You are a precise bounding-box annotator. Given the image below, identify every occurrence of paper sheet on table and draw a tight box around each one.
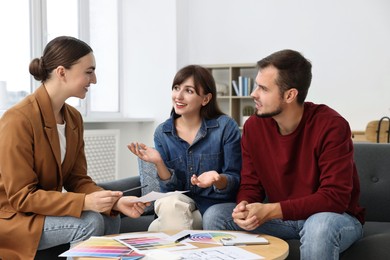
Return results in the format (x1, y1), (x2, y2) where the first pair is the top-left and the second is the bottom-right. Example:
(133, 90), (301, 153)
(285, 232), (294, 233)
(128, 190), (188, 203)
(174, 246), (263, 260)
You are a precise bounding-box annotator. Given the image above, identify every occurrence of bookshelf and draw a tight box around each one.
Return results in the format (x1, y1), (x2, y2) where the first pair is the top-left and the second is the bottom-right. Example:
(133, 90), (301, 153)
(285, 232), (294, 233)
(205, 63), (257, 128)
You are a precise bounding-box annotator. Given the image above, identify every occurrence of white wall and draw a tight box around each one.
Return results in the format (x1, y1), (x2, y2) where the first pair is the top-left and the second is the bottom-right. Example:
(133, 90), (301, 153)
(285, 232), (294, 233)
(90, 0), (178, 179)
(120, 0), (176, 124)
(109, 0), (390, 178)
(178, 0), (390, 131)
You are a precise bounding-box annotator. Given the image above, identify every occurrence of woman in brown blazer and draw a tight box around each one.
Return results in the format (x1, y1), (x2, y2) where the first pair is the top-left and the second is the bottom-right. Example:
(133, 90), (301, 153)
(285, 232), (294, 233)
(0, 36), (148, 260)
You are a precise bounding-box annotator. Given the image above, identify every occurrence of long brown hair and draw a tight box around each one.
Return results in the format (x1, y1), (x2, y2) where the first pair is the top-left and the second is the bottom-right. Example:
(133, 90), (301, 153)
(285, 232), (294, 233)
(170, 65), (225, 119)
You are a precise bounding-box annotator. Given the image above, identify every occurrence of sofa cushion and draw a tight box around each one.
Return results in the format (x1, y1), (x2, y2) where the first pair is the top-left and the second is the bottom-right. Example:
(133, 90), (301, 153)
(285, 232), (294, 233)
(362, 221), (390, 236)
(34, 244), (69, 259)
(340, 233), (390, 260)
(353, 143), (390, 222)
(98, 176), (141, 197)
(119, 213), (155, 233)
(287, 233), (390, 260)
(138, 158), (160, 213)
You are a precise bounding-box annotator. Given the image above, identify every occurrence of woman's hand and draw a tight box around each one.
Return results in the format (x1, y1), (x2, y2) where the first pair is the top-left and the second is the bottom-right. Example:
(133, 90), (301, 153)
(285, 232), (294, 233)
(191, 171), (227, 189)
(128, 142), (172, 181)
(114, 196), (151, 218)
(191, 171), (220, 188)
(83, 190), (122, 212)
(127, 142), (163, 164)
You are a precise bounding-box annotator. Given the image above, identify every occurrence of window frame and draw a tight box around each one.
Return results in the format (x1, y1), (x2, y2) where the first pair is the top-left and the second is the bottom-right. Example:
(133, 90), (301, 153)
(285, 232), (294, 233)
(29, 0), (123, 119)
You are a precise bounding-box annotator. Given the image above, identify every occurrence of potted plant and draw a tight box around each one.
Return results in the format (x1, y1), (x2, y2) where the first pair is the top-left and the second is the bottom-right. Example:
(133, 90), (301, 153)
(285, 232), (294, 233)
(242, 105), (255, 126)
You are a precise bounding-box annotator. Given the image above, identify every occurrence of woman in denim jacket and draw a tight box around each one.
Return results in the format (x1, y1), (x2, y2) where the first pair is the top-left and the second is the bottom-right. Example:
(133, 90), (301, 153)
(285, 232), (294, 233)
(128, 65), (242, 231)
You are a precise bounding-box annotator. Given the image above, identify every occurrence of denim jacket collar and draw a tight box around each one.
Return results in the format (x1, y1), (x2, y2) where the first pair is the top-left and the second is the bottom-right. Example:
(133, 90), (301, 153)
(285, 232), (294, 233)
(162, 115), (219, 141)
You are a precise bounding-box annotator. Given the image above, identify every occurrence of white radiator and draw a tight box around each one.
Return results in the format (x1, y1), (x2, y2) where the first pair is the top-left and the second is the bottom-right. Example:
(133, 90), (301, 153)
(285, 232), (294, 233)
(84, 129), (120, 183)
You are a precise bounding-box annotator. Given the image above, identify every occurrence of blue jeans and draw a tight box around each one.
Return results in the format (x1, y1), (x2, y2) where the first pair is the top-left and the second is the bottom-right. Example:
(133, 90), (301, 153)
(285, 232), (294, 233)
(203, 203), (363, 260)
(37, 211), (120, 250)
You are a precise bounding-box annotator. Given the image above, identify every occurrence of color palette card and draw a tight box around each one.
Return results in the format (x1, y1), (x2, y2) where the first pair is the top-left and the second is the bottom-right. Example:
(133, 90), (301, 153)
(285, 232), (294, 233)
(115, 232), (196, 253)
(172, 230), (262, 245)
(59, 236), (144, 259)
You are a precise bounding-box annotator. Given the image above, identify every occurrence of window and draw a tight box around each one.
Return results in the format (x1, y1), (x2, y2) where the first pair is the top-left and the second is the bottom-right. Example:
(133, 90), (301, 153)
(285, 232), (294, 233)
(47, 0), (120, 116)
(0, 0), (121, 118)
(0, 0), (31, 112)
(46, 0), (81, 108)
(88, 0), (120, 114)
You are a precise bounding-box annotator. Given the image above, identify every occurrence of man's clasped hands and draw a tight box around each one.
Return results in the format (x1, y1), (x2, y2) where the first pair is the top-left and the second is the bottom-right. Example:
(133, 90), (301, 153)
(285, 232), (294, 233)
(232, 201), (283, 231)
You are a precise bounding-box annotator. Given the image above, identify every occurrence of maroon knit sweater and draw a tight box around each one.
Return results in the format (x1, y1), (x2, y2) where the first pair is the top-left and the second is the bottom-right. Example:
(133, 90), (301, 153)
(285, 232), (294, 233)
(238, 102), (365, 224)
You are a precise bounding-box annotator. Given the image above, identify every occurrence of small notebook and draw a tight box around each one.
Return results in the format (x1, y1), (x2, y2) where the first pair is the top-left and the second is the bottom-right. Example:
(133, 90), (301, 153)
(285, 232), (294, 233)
(220, 236), (269, 246)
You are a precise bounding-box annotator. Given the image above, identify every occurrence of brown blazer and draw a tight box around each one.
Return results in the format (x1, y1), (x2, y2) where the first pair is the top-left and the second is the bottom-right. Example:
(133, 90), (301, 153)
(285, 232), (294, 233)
(0, 86), (104, 259)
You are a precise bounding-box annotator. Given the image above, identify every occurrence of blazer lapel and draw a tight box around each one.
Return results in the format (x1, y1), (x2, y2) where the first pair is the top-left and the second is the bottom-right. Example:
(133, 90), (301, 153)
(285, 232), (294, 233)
(35, 86), (62, 168)
(61, 105), (79, 174)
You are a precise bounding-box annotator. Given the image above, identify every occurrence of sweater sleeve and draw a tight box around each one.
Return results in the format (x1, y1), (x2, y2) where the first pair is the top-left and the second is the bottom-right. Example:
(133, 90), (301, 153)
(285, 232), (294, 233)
(237, 118), (266, 203)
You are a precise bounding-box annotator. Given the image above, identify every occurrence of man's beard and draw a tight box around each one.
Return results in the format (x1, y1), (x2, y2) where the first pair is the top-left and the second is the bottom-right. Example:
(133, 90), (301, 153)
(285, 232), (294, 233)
(255, 106), (282, 118)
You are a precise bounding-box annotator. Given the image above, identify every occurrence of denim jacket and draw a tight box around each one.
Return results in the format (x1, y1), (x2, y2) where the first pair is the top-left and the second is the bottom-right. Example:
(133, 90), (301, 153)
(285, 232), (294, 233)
(154, 114), (242, 214)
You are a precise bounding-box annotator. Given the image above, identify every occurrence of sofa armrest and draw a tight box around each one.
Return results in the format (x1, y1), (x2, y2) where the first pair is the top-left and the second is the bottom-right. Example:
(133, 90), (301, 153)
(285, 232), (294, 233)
(98, 176), (141, 197)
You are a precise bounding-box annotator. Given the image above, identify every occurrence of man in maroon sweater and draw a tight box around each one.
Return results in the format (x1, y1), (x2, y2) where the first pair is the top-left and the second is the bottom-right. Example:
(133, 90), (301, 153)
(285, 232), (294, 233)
(203, 49), (365, 259)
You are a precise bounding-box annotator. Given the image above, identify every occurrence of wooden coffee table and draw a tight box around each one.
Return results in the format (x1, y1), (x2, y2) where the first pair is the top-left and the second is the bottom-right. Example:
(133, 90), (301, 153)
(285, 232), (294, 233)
(74, 230), (289, 260)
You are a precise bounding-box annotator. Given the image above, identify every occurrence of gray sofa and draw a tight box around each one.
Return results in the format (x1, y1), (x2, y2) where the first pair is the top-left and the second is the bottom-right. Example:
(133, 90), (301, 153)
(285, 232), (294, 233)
(35, 142), (390, 259)
(286, 143), (390, 259)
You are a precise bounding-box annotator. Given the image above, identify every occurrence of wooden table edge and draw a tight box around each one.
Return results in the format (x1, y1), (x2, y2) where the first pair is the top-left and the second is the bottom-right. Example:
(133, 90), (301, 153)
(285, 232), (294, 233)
(73, 230), (289, 260)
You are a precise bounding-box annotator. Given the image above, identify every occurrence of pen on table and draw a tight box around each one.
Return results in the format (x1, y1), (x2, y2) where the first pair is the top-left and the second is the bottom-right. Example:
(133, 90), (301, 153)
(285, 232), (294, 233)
(175, 234), (191, 243)
(121, 184), (148, 193)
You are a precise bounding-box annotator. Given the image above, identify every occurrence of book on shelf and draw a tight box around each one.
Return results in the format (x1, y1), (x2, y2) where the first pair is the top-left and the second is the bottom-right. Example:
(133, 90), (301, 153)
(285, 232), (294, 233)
(232, 76), (253, 96)
(238, 76), (243, 96)
(232, 80), (240, 96)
